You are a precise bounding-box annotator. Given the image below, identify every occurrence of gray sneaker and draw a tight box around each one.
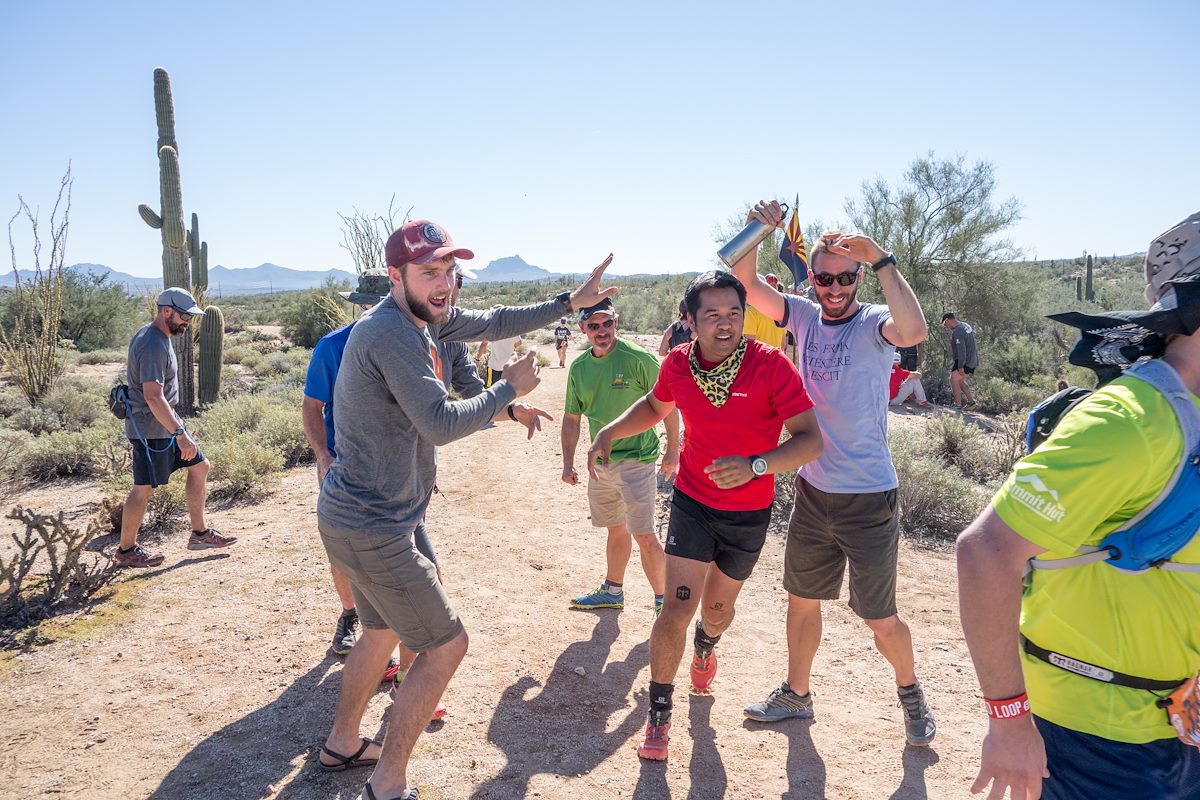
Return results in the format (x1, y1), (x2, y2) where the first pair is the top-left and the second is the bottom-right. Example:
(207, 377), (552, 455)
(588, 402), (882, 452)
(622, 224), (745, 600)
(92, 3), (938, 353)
(331, 610), (359, 656)
(743, 683), (814, 722)
(898, 682), (936, 745)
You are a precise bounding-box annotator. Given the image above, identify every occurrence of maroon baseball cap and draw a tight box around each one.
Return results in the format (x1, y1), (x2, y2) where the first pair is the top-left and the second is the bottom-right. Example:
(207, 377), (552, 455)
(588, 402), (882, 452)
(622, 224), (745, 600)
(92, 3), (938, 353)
(385, 220), (475, 267)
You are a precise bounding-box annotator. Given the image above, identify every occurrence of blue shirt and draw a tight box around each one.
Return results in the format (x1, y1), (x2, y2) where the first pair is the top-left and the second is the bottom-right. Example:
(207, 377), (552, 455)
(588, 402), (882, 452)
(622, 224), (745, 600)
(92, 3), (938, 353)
(304, 323), (355, 458)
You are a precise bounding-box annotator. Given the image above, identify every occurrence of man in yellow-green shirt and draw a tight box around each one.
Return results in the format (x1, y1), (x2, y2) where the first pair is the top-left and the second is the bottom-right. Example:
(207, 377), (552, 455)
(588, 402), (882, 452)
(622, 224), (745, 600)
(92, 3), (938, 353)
(957, 211), (1200, 800)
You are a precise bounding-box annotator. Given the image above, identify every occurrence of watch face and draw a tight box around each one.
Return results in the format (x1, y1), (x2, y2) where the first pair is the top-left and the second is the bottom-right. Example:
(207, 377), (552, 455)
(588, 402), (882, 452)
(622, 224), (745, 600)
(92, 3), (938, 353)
(752, 457), (767, 475)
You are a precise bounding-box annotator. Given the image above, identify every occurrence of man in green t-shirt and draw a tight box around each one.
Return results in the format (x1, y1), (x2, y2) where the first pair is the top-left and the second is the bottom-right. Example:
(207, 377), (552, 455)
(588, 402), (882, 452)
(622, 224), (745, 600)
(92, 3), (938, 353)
(562, 298), (680, 616)
(957, 211), (1200, 800)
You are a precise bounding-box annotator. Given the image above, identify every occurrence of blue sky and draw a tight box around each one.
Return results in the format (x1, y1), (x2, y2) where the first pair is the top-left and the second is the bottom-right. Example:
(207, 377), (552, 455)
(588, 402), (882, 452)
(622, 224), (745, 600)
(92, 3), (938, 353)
(2, 1), (1196, 278)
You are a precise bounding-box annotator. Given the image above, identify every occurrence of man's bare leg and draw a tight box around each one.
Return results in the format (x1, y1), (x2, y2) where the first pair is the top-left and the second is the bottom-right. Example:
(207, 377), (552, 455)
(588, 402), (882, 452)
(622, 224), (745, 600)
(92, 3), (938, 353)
(865, 613), (918, 687)
(321, 626), (398, 767)
(367, 629), (469, 798)
(785, 594), (823, 695)
(649, 555), (707, 683)
(185, 459), (210, 532)
(604, 524), (633, 586)
(119, 484), (154, 550)
(632, 531), (666, 597)
(332, 564), (356, 612)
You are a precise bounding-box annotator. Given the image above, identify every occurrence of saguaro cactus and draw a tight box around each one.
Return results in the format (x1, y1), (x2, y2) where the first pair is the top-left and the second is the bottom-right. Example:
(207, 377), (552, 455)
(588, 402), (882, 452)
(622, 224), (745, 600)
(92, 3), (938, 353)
(198, 305), (224, 406)
(1085, 254), (1095, 301)
(137, 67), (212, 414)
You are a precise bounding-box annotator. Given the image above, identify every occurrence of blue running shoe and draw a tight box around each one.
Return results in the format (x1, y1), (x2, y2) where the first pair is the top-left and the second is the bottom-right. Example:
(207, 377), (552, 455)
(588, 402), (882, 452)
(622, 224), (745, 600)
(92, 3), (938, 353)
(570, 586), (624, 610)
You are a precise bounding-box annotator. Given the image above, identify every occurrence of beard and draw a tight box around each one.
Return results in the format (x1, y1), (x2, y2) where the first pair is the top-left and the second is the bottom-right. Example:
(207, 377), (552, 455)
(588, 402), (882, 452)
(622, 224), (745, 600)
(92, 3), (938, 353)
(818, 285), (859, 319)
(403, 283), (450, 325)
(166, 319), (189, 335)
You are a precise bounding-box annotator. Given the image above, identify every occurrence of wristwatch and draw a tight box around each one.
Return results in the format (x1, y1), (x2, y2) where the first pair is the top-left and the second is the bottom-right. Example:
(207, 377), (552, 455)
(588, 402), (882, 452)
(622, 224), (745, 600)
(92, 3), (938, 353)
(173, 427), (186, 437)
(749, 455), (768, 479)
(556, 291), (573, 312)
(870, 253), (897, 272)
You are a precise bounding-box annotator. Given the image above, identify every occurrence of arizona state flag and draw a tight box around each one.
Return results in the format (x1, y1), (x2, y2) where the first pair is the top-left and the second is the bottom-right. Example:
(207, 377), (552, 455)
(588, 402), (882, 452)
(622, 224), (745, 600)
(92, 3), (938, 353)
(778, 204), (809, 286)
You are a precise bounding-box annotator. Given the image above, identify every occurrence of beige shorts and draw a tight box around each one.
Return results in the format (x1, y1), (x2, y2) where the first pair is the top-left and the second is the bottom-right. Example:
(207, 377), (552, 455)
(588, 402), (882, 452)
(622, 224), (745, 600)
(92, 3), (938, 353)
(318, 520), (462, 652)
(587, 459), (656, 533)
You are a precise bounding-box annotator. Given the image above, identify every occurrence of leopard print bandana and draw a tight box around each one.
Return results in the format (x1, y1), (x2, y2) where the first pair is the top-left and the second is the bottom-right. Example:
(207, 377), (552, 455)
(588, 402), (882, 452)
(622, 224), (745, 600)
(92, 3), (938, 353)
(689, 336), (748, 408)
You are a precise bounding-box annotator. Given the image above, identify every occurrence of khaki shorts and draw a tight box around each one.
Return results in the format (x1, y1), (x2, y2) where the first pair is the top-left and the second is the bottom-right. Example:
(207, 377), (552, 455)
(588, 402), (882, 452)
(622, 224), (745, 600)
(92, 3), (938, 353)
(318, 520), (462, 652)
(782, 477), (900, 620)
(587, 459), (656, 534)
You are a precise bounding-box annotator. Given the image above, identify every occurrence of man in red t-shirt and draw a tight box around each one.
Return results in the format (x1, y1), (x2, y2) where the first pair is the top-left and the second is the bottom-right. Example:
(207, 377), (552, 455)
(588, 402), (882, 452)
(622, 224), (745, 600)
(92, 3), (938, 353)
(888, 353), (929, 406)
(588, 270), (823, 762)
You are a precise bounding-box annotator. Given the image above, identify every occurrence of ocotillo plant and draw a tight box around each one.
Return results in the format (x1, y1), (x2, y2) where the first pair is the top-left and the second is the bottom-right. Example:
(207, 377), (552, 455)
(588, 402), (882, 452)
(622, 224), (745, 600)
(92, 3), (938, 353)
(136, 67), (211, 414)
(198, 305), (224, 406)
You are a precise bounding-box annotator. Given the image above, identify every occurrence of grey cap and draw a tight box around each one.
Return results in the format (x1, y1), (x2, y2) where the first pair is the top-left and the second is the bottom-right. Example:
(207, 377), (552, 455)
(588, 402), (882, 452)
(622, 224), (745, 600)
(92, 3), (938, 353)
(1145, 211), (1200, 305)
(157, 287), (204, 315)
(339, 271), (391, 305)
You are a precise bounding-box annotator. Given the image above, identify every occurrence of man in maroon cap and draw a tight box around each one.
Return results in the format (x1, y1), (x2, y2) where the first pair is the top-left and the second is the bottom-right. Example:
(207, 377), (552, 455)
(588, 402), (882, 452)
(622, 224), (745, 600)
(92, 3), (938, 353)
(315, 218), (618, 800)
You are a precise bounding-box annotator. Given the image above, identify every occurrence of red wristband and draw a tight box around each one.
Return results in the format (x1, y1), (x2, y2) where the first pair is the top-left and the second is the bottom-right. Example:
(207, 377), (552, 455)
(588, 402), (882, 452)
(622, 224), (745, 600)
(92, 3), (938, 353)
(985, 692), (1030, 720)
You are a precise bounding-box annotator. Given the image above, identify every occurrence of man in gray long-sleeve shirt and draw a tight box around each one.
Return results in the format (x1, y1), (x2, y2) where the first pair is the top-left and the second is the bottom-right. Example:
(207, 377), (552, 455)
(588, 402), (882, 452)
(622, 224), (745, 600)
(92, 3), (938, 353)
(942, 312), (979, 409)
(315, 217), (618, 800)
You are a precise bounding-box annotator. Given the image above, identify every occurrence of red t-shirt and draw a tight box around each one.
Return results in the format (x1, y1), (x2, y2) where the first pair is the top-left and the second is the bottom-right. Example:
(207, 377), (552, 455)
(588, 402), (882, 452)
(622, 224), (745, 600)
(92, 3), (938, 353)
(888, 364), (910, 400)
(653, 339), (814, 511)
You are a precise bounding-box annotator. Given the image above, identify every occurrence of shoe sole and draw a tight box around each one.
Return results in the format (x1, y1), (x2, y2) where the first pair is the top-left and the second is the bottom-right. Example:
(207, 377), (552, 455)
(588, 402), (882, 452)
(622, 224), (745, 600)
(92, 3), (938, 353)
(743, 709), (813, 723)
(905, 729), (936, 746)
(569, 602), (623, 610)
(187, 539), (237, 550)
(114, 559), (164, 568)
(637, 747), (667, 761)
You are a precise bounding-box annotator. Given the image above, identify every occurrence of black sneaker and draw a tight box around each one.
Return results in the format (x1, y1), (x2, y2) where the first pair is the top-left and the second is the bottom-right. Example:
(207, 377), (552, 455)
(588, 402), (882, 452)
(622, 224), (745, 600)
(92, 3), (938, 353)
(331, 610), (359, 656)
(898, 682), (937, 745)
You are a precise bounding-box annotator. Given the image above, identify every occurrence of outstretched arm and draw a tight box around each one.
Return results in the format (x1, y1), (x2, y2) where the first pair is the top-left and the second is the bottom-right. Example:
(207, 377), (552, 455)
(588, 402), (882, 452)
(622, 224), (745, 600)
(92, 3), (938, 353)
(587, 393), (673, 479)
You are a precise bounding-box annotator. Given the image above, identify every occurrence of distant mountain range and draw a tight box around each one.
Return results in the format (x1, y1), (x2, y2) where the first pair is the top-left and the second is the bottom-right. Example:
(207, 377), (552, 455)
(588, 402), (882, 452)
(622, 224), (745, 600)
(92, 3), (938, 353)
(0, 254), (566, 295)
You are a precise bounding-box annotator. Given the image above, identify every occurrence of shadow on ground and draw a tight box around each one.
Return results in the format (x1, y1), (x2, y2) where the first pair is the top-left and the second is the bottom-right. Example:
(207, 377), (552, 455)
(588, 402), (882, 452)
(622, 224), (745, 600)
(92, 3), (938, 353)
(148, 655), (378, 800)
(471, 613), (648, 799)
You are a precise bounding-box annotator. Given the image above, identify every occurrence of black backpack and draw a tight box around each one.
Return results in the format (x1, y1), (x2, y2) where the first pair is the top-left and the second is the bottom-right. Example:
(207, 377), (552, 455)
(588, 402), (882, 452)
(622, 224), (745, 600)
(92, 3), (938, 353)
(1024, 386), (1093, 453)
(108, 384), (131, 420)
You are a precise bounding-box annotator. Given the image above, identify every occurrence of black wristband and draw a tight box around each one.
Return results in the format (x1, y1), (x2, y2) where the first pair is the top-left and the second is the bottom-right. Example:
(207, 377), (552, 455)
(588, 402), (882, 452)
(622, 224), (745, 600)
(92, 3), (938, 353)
(556, 291), (573, 312)
(506, 404), (518, 421)
(870, 254), (897, 272)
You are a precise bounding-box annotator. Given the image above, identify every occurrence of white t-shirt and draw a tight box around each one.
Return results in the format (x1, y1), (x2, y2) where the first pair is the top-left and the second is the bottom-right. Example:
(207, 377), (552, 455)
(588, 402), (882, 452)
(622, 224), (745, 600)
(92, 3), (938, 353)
(487, 338), (519, 371)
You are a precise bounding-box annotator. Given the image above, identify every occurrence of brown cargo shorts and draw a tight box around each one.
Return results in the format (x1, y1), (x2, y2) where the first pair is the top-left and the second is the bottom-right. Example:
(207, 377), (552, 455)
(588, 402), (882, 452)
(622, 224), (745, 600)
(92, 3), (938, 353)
(782, 477), (900, 620)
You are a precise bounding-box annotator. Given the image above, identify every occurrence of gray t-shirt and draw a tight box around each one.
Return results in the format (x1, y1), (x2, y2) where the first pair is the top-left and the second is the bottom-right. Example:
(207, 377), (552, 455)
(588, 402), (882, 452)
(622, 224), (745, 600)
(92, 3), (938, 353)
(317, 295), (565, 535)
(951, 322), (979, 369)
(782, 296), (898, 493)
(124, 323), (177, 440)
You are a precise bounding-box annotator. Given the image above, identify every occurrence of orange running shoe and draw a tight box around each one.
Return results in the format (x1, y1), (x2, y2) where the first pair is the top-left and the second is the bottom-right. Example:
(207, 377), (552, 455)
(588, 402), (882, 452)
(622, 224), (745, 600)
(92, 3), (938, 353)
(636, 720), (670, 761)
(690, 649), (717, 694)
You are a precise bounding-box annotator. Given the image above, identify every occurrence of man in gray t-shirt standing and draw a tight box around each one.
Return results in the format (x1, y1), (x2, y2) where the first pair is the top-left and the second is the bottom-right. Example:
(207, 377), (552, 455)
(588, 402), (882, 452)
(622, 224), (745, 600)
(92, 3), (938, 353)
(314, 218), (618, 800)
(115, 287), (237, 569)
(942, 312), (979, 409)
(731, 199), (937, 747)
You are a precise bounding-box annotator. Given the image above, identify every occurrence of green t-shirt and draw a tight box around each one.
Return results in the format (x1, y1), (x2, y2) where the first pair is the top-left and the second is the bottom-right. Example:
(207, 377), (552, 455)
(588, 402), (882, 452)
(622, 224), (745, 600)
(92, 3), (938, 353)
(992, 374), (1200, 743)
(565, 338), (661, 464)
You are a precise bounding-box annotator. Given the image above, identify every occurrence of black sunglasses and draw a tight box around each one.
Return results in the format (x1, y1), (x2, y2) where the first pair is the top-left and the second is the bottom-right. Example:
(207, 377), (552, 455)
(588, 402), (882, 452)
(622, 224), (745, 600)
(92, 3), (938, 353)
(455, 275), (463, 289)
(810, 269), (860, 288)
(585, 318), (615, 331)
(170, 305), (194, 321)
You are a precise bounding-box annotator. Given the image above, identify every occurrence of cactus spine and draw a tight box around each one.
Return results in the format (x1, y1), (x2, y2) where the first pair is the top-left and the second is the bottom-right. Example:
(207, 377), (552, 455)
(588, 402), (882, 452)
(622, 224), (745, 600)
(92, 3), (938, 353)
(138, 67), (213, 413)
(198, 305), (224, 406)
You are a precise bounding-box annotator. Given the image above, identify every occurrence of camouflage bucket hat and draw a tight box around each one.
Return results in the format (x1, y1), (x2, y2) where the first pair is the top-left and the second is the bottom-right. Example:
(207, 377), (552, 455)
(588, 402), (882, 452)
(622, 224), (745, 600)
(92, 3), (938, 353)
(339, 268), (391, 305)
(1145, 211), (1200, 306)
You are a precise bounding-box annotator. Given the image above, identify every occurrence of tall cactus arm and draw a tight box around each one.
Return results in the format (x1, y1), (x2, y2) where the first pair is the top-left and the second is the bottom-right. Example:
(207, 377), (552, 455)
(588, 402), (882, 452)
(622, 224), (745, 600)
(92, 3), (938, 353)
(138, 204), (163, 229)
(159, 146), (185, 249)
(153, 67), (178, 152)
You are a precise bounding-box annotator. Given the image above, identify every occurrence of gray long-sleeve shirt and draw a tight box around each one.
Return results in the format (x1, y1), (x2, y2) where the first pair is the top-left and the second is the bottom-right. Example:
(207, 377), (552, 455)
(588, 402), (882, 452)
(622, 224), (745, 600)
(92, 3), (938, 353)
(317, 293), (565, 535)
(950, 321), (979, 369)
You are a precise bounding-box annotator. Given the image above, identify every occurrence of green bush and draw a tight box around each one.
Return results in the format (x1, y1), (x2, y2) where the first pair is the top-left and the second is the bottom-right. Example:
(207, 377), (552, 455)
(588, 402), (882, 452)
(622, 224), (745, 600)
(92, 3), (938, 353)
(972, 376), (1042, 415)
(203, 434), (282, 499)
(105, 471), (188, 532)
(24, 422), (117, 480)
(76, 348), (126, 365)
(5, 382), (106, 435)
(0, 428), (33, 486)
(0, 270), (144, 353)
(890, 427), (988, 539)
(985, 335), (1056, 385)
(224, 345), (255, 365)
(194, 391), (311, 474)
(277, 278), (351, 347)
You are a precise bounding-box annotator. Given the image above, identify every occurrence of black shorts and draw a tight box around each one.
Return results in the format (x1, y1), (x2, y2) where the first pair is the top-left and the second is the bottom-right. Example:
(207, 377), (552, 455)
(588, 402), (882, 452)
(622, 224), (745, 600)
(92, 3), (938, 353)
(664, 488), (772, 581)
(131, 437), (205, 487)
(952, 363), (976, 375)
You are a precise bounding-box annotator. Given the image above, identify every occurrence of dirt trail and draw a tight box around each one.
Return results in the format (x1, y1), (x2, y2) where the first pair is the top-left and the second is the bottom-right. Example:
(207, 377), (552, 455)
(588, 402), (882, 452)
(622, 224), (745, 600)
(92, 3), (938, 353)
(0, 341), (987, 799)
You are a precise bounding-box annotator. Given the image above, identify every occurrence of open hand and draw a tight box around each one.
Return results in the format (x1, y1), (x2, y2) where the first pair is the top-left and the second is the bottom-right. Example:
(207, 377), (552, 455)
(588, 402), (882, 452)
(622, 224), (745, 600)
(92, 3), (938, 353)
(704, 456), (753, 489)
(586, 432), (613, 481)
(503, 350), (541, 396)
(510, 402), (553, 440)
(822, 232), (887, 266)
(569, 254), (619, 311)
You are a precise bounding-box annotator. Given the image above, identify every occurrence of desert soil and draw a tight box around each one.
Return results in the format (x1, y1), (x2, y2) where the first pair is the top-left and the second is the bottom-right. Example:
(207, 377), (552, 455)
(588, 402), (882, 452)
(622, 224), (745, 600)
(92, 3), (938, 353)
(0, 339), (987, 800)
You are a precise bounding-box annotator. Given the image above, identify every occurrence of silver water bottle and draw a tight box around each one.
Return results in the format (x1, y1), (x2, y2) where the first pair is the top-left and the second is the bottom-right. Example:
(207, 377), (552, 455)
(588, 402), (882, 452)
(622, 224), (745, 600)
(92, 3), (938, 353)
(717, 203), (788, 268)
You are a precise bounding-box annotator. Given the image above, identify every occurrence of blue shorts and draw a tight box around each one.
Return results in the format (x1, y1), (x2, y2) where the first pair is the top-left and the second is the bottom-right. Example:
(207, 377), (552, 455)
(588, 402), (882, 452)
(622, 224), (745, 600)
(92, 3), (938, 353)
(1036, 716), (1200, 799)
(131, 438), (205, 487)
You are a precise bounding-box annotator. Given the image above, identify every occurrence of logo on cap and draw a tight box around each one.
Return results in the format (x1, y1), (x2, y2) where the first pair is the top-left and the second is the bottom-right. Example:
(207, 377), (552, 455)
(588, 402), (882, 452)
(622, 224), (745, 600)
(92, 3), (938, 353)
(422, 223), (447, 245)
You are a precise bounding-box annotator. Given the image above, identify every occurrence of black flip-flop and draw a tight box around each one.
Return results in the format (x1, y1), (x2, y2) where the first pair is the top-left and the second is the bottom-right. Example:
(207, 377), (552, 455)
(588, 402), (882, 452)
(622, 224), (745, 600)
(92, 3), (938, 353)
(317, 737), (379, 772)
(363, 782), (419, 799)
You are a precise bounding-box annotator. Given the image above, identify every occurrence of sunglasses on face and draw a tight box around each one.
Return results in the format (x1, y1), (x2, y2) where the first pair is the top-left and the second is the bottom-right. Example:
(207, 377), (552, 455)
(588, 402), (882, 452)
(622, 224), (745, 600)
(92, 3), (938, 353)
(171, 306), (194, 321)
(455, 276), (463, 289)
(810, 269), (860, 287)
(585, 318), (615, 331)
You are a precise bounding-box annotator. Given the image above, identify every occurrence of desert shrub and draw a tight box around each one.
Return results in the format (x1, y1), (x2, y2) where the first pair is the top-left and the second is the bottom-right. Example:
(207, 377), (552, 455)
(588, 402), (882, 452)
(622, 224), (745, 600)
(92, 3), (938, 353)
(202, 434), (282, 499)
(256, 366), (308, 394)
(223, 345), (255, 365)
(0, 387), (28, 419)
(5, 381), (106, 435)
(252, 351), (294, 378)
(236, 351), (264, 371)
(890, 428), (988, 539)
(537, 332), (556, 346)
(0, 429), (33, 486)
(277, 278), (351, 347)
(1, 506), (116, 633)
(985, 335), (1056, 385)
(76, 348), (126, 365)
(535, 351), (551, 368)
(55, 270), (144, 352)
(924, 414), (982, 466)
(24, 422), (116, 480)
(194, 392), (310, 471)
(972, 376), (1042, 415)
